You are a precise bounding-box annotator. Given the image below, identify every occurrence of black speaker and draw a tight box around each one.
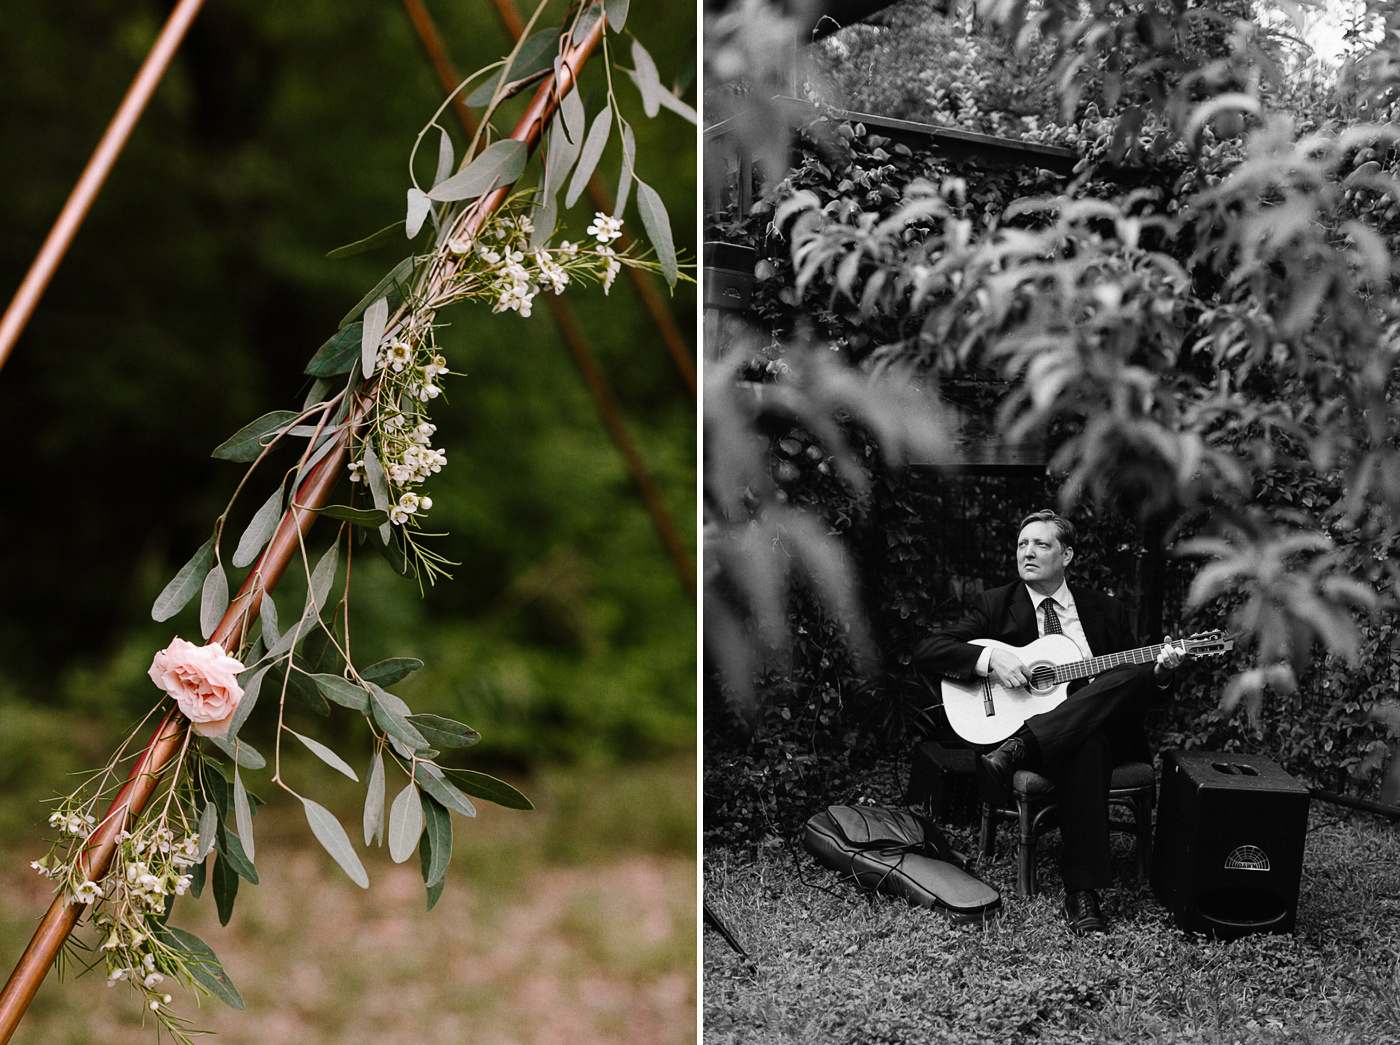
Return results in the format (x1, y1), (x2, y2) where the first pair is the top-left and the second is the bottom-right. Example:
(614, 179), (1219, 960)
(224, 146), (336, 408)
(1151, 750), (1311, 938)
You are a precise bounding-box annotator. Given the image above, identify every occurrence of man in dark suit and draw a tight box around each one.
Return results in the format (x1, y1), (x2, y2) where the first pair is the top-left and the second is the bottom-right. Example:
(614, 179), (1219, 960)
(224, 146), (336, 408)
(914, 509), (1184, 934)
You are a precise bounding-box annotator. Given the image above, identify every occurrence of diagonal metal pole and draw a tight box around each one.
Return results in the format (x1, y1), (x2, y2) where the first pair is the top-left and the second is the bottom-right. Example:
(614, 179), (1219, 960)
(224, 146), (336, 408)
(0, 18), (608, 1042)
(488, 0), (697, 402)
(0, 0), (208, 377)
(400, 0), (695, 600)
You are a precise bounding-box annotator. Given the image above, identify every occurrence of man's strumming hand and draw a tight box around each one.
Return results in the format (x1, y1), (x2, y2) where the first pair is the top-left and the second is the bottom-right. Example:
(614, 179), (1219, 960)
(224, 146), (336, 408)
(988, 648), (1030, 689)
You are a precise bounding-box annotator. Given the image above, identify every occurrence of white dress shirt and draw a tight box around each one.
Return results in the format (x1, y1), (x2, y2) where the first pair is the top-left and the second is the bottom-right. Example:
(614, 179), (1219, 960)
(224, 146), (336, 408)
(975, 581), (1091, 676)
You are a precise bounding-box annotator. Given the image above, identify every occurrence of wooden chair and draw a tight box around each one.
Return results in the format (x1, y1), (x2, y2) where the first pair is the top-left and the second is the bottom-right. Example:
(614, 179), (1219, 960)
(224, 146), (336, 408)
(978, 761), (1156, 897)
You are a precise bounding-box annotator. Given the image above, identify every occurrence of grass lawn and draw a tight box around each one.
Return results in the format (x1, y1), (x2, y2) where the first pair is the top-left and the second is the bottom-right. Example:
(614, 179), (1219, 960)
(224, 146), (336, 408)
(702, 759), (1400, 1045)
(1, 756), (697, 1045)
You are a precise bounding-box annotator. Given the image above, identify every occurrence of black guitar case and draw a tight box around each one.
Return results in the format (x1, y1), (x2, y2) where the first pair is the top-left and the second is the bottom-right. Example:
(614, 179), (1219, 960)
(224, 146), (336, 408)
(803, 804), (1001, 926)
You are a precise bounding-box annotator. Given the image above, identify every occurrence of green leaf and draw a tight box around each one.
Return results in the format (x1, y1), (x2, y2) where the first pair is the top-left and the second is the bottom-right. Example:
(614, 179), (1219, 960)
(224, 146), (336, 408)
(304, 323), (363, 376)
(197, 800), (218, 861)
(189, 858), (205, 899)
(216, 819), (259, 885)
(301, 798), (369, 888)
(287, 728), (359, 781)
(152, 538), (215, 622)
(630, 39), (662, 117)
(339, 256), (413, 329)
(259, 591), (280, 649)
(419, 792), (452, 889)
(226, 665), (266, 742)
(200, 563), (229, 641)
(212, 410), (300, 462)
(604, 0), (628, 30)
(406, 714), (480, 749)
(326, 222), (406, 260)
(542, 113), (581, 202)
(421, 831), (446, 911)
(368, 684), (429, 751)
(367, 523), (410, 574)
(465, 28), (561, 106)
(616, 120), (636, 217)
(212, 848), (239, 926)
(364, 750), (386, 846)
(448, 769), (533, 810)
(311, 673), (369, 713)
(363, 446), (391, 542)
(208, 734), (266, 771)
(361, 296), (389, 379)
(405, 187), (432, 240)
(361, 658), (424, 688)
(636, 179), (677, 287)
(307, 543), (340, 617)
(413, 762), (477, 818)
(427, 140), (528, 202)
(561, 87), (585, 145)
(232, 485), (285, 569)
(318, 504), (389, 527)
(433, 127), (455, 187)
(530, 196), (558, 252)
(161, 926), (245, 1010)
(233, 766), (255, 863)
(388, 781), (424, 863)
(566, 107), (612, 209)
(572, 2), (602, 44)
(269, 660), (331, 717)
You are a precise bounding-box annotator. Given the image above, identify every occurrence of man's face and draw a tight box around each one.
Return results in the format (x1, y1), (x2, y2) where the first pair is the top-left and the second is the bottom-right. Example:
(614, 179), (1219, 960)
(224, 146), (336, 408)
(1017, 521), (1072, 590)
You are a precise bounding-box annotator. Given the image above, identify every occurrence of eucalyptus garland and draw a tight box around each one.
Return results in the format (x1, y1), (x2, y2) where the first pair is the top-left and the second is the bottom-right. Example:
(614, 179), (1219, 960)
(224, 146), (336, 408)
(28, 2), (692, 1039)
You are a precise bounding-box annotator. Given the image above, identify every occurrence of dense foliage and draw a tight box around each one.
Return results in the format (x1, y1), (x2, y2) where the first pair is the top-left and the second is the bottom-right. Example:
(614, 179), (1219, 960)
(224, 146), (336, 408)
(705, 0), (1400, 846)
(0, 0), (697, 769)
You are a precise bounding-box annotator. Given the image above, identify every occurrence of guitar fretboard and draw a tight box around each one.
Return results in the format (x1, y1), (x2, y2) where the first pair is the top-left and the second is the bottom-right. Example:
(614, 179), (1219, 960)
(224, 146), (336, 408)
(1050, 644), (1170, 683)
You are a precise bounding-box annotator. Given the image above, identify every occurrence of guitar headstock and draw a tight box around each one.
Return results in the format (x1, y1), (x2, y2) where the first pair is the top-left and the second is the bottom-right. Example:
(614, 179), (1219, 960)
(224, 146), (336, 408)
(1182, 630), (1234, 657)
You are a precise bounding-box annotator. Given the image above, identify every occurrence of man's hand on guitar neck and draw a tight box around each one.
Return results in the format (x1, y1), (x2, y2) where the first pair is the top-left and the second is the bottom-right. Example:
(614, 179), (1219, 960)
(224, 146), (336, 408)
(987, 648), (1030, 689)
(1153, 635), (1187, 685)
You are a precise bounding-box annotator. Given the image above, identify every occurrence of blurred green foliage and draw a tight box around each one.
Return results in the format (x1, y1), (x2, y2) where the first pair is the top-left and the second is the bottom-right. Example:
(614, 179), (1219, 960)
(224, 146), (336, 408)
(0, 0), (696, 772)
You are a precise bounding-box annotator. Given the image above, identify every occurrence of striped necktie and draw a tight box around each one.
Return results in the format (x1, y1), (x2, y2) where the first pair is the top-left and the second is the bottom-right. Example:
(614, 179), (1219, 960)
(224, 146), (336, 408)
(1042, 599), (1063, 636)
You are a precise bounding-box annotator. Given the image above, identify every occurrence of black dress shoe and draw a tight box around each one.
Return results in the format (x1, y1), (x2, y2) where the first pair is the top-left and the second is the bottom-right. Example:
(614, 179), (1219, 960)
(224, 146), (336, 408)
(976, 736), (1027, 805)
(1062, 889), (1108, 935)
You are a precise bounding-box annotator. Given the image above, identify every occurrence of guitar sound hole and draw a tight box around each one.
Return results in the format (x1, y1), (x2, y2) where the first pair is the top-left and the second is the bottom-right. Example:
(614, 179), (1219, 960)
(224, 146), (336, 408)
(1028, 666), (1056, 692)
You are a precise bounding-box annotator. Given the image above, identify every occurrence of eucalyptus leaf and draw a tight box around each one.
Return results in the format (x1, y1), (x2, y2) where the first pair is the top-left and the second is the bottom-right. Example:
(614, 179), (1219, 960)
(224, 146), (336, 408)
(530, 197), (558, 252)
(572, 2), (602, 43)
(211, 849), (238, 926)
(566, 107), (612, 209)
(161, 926), (245, 1010)
(406, 713), (480, 749)
(388, 781), (424, 863)
(190, 858), (206, 899)
(616, 120), (636, 217)
(339, 256), (413, 329)
(232, 485), (285, 568)
(311, 673), (370, 713)
(630, 39), (663, 118)
(405, 188), (432, 240)
(364, 750), (386, 846)
(543, 113), (582, 202)
(427, 140), (527, 202)
(208, 734), (266, 771)
(197, 800), (218, 861)
(413, 762), (477, 818)
(604, 0), (628, 30)
(302, 378), (332, 410)
(368, 685), (429, 751)
(216, 820), (259, 885)
(636, 179), (678, 287)
(363, 446), (391, 542)
(448, 769), (533, 810)
(200, 564), (229, 641)
(307, 543), (340, 617)
(152, 538), (215, 622)
(301, 798), (369, 888)
(433, 127), (455, 187)
(464, 28), (560, 106)
(211, 410), (300, 462)
(421, 835), (445, 911)
(366, 522), (410, 574)
(361, 657), (424, 688)
(318, 504), (389, 527)
(233, 766), (255, 863)
(326, 221), (406, 260)
(304, 323), (363, 377)
(561, 87), (585, 145)
(419, 792), (452, 888)
(270, 660), (331, 717)
(287, 728), (359, 781)
(226, 665), (266, 742)
(259, 592), (280, 650)
(361, 296), (389, 379)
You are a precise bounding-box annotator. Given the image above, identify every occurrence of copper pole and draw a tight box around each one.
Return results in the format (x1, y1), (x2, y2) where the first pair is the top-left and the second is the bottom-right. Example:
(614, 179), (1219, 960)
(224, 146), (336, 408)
(399, 0), (695, 599)
(0, 20), (604, 1036)
(0, 0), (208, 376)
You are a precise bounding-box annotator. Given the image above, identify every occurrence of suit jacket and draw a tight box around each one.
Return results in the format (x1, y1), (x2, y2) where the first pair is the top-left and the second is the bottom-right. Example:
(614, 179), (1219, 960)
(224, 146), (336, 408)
(914, 580), (1143, 685)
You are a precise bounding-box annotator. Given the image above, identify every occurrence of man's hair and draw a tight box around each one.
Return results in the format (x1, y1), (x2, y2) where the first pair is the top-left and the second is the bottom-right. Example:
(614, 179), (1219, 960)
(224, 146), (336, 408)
(1019, 509), (1075, 551)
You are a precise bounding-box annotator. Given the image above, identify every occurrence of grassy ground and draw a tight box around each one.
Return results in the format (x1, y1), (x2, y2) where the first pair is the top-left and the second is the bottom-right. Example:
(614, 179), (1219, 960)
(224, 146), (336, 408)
(703, 763), (1400, 1045)
(1, 757), (697, 1045)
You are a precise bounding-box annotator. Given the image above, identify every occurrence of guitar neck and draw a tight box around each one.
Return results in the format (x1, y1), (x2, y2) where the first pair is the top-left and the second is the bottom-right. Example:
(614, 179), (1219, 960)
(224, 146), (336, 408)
(1056, 643), (1165, 683)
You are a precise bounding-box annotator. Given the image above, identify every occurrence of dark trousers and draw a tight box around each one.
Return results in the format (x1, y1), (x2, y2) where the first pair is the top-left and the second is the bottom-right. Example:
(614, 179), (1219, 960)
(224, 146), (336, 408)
(1022, 663), (1157, 891)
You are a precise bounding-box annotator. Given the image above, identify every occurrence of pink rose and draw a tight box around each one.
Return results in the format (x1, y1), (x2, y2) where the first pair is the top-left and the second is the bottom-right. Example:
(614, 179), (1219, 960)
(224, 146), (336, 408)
(148, 638), (246, 738)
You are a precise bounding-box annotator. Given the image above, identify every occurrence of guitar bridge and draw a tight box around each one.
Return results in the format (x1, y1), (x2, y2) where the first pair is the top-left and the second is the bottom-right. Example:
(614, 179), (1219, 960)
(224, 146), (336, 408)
(981, 676), (994, 717)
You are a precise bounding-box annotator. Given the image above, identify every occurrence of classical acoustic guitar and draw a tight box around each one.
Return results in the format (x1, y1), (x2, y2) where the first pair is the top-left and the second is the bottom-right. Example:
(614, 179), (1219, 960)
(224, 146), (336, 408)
(940, 631), (1234, 746)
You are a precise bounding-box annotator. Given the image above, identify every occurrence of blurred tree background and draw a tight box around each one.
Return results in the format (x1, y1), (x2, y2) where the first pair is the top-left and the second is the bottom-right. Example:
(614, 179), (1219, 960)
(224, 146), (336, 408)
(0, 0), (696, 786)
